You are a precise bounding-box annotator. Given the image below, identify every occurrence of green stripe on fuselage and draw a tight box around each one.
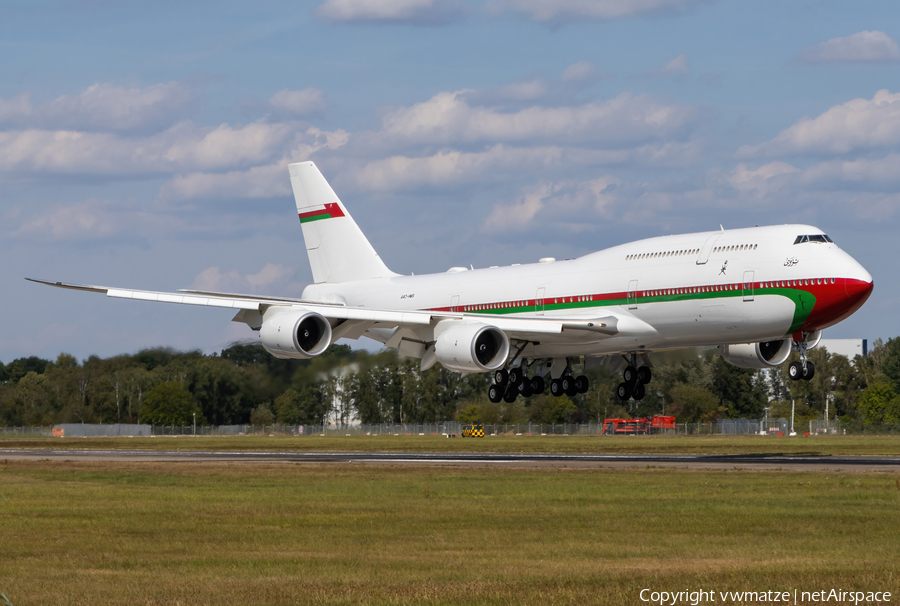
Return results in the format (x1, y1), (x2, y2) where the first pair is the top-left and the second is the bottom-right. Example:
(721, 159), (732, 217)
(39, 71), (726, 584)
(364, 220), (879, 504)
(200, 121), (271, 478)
(465, 287), (815, 337)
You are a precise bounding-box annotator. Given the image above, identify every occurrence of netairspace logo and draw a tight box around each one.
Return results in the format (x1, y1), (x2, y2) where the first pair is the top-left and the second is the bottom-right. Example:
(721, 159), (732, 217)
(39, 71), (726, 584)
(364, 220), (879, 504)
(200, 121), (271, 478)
(639, 589), (893, 605)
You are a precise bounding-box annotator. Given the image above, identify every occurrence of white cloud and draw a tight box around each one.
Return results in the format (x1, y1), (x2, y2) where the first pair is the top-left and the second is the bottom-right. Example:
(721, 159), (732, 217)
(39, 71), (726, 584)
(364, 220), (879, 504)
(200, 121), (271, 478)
(11, 198), (182, 241)
(560, 61), (597, 83)
(379, 90), (696, 145)
(799, 31), (900, 64)
(0, 82), (194, 132)
(482, 182), (561, 230)
(493, 79), (548, 100)
(160, 163), (291, 201)
(0, 120), (296, 176)
(159, 127), (350, 200)
(722, 155), (900, 209)
(315, 0), (464, 24)
(268, 88), (326, 115)
(350, 138), (701, 193)
(738, 90), (900, 157)
(482, 176), (621, 232)
(648, 53), (690, 77)
(191, 263), (294, 294)
(728, 161), (799, 195)
(353, 145), (630, 191)
(799, 154), (900, 188)
(162, 121), (294, 171)
(0, 94), (32, 123)
(486, 0), (714, 23)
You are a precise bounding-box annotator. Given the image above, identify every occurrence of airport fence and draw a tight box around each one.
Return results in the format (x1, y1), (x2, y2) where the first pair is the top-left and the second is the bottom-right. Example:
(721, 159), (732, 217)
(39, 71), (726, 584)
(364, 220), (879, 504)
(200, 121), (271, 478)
(6, 418), (897, 437)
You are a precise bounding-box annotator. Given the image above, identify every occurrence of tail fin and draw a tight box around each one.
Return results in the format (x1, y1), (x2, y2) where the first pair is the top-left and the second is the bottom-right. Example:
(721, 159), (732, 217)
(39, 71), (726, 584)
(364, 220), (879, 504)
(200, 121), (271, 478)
(288, 161), (397, 284)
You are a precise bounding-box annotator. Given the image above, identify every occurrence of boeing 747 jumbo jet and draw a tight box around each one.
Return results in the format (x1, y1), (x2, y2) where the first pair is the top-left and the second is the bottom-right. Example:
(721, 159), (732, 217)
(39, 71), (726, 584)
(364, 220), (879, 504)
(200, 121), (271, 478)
(29, 162), (873, 403)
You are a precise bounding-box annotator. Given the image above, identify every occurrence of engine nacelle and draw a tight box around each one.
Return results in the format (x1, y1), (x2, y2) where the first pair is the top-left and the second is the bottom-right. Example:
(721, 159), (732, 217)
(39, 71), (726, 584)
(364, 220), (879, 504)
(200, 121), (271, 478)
(720, 339), (792, 369)
(805, 330), (823, 349)
(434, 322), (510, 373)
(259, 309), (332, 360)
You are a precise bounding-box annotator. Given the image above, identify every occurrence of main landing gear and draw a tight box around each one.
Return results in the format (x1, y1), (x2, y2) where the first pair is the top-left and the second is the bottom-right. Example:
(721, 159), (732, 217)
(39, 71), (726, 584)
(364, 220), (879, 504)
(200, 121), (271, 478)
(488, 364), (588, 402)
(616, 355), (652, 402)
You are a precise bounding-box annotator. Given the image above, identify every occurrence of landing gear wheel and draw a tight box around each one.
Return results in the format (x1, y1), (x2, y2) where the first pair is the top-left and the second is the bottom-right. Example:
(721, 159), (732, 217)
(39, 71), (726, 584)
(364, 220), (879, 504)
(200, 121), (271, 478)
(637, 366), (652, 385)
(575, 375), (589, 394)
(503, 387), (518, 403)
(616, 382), (632, 401)
(494, 369), (509, 387)
(518, 381), (533, 398)
(632, 382), (646, 401)
(531, 376), (545, 395)
(550, 379), (563, 397)
(788, 361), (803, 381)
(488, 385), (503, 403)
(562, 376), (578, 397)
(508, 368), (525, 386)
(623, 365), (638, 385)
(802, 361), (816, 381)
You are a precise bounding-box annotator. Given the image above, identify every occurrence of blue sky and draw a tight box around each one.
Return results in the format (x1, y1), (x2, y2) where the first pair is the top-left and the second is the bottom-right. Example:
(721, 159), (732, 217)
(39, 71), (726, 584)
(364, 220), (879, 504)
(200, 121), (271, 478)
(2, 0), (899, 362)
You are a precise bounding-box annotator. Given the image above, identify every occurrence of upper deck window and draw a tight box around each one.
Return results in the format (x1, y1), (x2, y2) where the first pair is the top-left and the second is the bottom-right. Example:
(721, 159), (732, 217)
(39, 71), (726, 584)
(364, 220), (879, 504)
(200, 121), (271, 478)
(793, 234), (833, 245)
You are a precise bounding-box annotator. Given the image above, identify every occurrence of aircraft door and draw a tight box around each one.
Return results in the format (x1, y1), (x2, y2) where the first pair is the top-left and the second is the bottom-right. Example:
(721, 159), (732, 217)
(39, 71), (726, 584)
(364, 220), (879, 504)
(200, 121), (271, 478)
(535, 287), (545, 316)
(742, 271), (754, 302)
(627, 280), (639, 310)
(451, 295), (460, 312)
(696, 232), (722, 265)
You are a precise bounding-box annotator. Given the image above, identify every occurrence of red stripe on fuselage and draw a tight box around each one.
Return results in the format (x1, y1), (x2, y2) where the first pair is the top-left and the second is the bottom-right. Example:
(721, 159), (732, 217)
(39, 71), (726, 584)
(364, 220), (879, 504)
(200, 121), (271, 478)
(422, 277), (873, 333)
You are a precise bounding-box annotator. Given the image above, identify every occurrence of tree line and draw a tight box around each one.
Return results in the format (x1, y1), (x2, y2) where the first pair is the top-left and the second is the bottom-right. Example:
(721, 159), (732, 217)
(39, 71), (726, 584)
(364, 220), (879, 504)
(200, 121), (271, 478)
(2, 338), (899, 428)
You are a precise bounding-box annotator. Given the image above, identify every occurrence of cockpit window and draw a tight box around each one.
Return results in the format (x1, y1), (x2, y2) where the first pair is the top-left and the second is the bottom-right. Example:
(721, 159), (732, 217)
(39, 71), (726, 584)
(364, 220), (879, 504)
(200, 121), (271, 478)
(793, 234), (833, 245)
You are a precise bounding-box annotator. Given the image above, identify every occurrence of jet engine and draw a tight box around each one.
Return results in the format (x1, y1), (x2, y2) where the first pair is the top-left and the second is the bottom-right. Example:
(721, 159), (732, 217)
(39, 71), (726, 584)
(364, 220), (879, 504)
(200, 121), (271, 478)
(720, 339), (792, 369)
(434, 323), (510, 373)
(259, 309), (332, 360)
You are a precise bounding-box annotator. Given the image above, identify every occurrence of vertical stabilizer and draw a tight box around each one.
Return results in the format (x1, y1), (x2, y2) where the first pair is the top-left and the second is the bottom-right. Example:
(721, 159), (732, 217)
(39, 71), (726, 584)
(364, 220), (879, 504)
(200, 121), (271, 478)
(289, 162), (398, 284)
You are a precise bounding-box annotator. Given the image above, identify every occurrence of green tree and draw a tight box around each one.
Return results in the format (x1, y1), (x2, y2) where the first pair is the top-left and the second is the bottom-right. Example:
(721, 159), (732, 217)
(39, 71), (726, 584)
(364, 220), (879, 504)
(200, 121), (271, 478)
(141, 382), (200, 425)
(275, 384), (327, 425)
(529, 394), (577, 424)
(16, 371), (52, 425)
(6, 356), (51, 384)
(455, 404), (481, 423)
(879, 337), (900, 394)
(249, 403), (275, 426)
(711, 358), (767, 418)
(856, 382), (900, 426)
(667, 383), (722, 423)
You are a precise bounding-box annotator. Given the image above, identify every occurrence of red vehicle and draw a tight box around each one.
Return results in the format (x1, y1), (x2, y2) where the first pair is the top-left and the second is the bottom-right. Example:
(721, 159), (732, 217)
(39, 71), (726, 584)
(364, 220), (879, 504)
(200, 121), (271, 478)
(603, 415), (676, 435)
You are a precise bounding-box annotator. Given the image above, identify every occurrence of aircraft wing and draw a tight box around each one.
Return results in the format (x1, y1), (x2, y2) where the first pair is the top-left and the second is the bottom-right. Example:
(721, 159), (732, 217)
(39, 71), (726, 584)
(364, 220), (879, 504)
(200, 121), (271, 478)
(26, 278), (618, 338)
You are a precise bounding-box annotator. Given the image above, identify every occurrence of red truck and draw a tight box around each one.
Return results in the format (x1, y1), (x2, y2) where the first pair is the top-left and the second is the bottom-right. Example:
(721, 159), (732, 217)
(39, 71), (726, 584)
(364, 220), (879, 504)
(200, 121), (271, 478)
(603, 415), (676, 435)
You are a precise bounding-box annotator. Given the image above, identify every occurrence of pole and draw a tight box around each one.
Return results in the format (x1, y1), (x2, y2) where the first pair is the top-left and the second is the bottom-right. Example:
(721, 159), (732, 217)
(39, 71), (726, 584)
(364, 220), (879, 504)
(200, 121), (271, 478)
(193, 413), (196, 436)
(789, 399), (796, 436)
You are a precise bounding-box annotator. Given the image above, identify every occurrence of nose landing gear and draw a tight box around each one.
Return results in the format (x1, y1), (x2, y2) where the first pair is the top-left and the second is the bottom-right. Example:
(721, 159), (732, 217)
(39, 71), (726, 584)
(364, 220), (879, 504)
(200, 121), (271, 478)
(788, 336), (816, 382)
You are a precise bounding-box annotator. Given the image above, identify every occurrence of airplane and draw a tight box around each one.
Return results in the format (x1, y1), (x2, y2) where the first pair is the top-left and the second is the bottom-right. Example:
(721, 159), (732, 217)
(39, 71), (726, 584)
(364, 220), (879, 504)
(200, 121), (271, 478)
(29, 161), (873, 404)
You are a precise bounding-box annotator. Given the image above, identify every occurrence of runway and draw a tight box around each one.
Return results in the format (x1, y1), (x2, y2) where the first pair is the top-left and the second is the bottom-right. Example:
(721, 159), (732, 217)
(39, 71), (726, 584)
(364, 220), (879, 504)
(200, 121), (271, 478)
(3, 448), (900, 471)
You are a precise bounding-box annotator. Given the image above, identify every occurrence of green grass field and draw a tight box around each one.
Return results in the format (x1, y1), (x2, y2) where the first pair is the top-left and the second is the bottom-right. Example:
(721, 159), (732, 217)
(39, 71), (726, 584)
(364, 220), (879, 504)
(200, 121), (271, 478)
(3, 434), (900, 456)
(1, 460), (898, 605)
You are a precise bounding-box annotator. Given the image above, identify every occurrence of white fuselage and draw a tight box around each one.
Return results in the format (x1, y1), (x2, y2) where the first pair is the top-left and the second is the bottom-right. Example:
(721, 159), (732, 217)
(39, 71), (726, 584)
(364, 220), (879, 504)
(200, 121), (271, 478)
(302, 224), (872, 357)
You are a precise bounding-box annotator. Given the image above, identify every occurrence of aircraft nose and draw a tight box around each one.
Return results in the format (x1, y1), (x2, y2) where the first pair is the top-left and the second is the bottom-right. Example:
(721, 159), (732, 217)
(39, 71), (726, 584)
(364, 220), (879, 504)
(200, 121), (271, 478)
(845, 275), (873, 306)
